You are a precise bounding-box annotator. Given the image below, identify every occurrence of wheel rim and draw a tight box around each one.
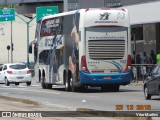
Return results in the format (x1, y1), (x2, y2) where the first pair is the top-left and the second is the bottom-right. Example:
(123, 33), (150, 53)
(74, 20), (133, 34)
(145, 87), (148, 97)
(70, 78), (73, 88)
(65, 79), (68, 88)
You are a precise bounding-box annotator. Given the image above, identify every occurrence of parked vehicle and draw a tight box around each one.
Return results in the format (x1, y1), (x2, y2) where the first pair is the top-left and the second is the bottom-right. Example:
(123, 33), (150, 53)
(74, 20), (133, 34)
(0, 63), (32, 86)
(144, 65), (160, 100)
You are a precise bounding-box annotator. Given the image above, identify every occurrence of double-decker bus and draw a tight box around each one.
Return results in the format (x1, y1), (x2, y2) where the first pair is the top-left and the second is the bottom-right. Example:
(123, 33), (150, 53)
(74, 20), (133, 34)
(30, 8), (131, 92)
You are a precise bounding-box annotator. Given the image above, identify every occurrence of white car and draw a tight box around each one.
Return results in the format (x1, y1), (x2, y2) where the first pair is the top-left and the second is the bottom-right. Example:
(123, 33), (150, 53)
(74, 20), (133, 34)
(0, 63), (31, 86)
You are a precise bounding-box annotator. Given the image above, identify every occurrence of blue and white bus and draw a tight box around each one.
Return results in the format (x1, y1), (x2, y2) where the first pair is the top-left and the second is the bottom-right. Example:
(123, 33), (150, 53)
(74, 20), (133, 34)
(31, 8), (131, 92)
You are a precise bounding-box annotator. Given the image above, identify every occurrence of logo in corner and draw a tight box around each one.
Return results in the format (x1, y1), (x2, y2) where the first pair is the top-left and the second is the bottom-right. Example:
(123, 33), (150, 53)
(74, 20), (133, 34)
(100, 12), (111, 20)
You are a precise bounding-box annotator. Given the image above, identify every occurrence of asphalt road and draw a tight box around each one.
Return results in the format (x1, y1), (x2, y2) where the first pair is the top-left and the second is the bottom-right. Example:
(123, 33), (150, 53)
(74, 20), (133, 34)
(0, 80), (159, 112)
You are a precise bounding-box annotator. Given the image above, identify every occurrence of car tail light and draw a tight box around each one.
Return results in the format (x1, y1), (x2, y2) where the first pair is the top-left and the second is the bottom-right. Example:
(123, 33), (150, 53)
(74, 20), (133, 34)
(124, 55), (131, 72)
(7, 71), (12, 74)
(81, 55), (90, 73)
(27, 70), (31, 74)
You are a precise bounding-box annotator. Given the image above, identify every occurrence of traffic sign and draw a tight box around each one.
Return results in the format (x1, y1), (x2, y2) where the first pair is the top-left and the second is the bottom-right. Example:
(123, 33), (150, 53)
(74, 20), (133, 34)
(0, 8), (15, 22)
(36, 6), (58, 22)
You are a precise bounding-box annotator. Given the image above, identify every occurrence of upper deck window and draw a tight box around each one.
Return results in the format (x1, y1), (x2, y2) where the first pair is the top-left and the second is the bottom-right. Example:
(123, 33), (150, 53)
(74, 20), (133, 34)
(40, 17), (63, 37)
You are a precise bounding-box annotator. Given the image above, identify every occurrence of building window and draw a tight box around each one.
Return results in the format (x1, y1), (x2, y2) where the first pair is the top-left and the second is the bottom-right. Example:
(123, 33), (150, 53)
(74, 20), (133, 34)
(68, 0), (79, 11)
(104, 0), (122, 8)
(131, 25), (143, 41)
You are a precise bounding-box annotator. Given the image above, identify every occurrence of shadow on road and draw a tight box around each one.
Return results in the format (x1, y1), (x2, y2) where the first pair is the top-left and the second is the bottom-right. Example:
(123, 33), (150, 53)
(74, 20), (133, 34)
(51, 86), (142, 93)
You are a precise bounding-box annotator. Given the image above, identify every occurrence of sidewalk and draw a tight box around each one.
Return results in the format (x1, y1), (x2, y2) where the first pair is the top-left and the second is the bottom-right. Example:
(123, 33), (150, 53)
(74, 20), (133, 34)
(129, 80), (144, 87)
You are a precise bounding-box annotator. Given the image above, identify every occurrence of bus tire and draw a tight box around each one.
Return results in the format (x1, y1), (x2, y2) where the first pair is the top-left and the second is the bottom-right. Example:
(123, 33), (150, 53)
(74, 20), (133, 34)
(46, 84), (52, 89)
(41, 77), (46, 89)
(70, 73), (77, 92)
(65, 75), (71, 92)
(78, 85), (87, 92)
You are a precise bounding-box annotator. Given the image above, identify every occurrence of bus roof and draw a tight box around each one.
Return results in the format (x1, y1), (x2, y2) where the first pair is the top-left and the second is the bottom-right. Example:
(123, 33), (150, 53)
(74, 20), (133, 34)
(41, 8), (127, 21)
(42, 10), (79, 21)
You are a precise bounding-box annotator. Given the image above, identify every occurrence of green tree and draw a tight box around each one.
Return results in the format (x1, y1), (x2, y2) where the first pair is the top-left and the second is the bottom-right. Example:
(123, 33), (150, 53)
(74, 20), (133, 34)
(0, 4), (18, 9)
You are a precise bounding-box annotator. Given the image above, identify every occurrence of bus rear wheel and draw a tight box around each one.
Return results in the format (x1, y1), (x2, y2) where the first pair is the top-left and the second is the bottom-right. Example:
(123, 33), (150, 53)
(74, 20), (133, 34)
(46, 84), (52, 89)
(65, 73), (71, 91)
(70, 73), (77, 92)
(41, 77), (46, 89)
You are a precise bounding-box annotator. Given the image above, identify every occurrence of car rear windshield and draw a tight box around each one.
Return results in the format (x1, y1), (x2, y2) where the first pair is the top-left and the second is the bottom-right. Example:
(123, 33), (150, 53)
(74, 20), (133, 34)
(9, 64), (26, 69)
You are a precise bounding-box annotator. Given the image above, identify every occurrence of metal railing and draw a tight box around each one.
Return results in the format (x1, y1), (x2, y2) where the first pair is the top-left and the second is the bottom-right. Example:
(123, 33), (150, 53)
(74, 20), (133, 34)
(131, 64), (156, 83)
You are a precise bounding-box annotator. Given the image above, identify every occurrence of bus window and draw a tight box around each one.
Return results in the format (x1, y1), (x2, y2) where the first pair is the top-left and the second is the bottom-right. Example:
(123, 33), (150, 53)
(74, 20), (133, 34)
(39, 50), (50, 65)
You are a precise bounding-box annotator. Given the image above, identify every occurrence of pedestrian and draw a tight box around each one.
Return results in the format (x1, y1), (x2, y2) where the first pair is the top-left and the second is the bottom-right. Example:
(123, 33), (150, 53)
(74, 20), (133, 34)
(141, 52), (149, 79)
(157, 50), (160, 64)
(131, 51), (136, 81)
(131, 51), (136, 64)
(149, 50), (156, 64)
(141, 52), (149, 64)
(136, 54), (141, 79)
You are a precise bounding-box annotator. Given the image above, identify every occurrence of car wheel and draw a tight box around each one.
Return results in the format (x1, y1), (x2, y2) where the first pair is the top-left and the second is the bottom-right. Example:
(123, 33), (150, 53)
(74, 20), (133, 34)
(26, 81), (31, 86)
(144, 86), (151, 100)
(15, 83), (19, 85)
(5, 78), (10, 86)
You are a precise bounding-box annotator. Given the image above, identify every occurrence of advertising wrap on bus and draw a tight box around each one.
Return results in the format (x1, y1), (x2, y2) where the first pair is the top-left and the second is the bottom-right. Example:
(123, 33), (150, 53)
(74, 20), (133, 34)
(30, 8), (131, 92)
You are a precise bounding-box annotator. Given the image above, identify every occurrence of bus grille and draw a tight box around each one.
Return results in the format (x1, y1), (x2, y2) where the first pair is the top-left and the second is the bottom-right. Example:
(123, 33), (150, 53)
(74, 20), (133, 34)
(88, 40), (125, 60)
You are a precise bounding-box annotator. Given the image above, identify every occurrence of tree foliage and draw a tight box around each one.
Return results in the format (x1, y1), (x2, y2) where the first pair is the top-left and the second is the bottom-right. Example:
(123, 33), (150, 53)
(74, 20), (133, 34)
(0, 4), (18, 9)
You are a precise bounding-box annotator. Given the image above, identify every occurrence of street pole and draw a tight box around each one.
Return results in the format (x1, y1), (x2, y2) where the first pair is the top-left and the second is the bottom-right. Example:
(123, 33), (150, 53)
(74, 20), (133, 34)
(8, 49), (9, 63)
(15, 15), (36, 67)
(11, 21), (13, 63)
(11, 4), (13, 63)
(27, 22), (29, 68)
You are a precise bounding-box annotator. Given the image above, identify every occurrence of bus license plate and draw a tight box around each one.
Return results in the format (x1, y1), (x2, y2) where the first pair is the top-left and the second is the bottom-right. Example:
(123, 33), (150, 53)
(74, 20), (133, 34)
(103, 76), (111, 80)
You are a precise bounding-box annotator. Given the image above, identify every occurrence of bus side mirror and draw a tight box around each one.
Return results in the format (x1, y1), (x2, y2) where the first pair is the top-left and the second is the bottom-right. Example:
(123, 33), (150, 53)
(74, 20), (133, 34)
(29, 45), (32, 54)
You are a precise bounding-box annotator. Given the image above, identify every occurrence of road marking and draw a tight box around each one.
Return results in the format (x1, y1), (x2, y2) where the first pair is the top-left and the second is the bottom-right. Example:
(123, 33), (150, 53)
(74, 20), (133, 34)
(44, 102), (75, 110)
(19, 89), (60, 95)
(2, 93), (9, 95)
(0, 86), (12, 88)
(30, 85), (40, 87)
(19, 85), (27, 88)
(0, 85), (60, 94)
(129, 99), (148, 103)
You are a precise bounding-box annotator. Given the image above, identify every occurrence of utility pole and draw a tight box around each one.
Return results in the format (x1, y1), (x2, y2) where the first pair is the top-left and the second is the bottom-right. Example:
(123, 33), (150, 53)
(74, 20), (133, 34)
(11, 4), (13, 63)
(16, 15), (36, 67)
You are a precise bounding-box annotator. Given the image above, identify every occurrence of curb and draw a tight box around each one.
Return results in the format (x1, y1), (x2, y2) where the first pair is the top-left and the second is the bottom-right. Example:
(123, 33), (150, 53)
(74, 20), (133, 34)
(76, 108), (152, 120)
(129, 81), (144, 87)
(0, 95), (40, 106)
